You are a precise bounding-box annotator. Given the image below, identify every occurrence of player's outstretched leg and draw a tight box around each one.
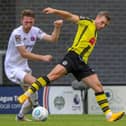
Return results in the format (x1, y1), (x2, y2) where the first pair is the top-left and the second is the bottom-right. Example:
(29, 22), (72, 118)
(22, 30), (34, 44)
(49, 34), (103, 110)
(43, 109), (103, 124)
(18, 76), (50, 104)
(95, 92), (125, 122)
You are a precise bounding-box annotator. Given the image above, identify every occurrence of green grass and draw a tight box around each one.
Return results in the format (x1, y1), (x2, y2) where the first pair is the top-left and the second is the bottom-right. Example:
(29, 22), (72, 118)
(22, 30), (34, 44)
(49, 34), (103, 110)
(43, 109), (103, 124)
(0, 114), (125, 126)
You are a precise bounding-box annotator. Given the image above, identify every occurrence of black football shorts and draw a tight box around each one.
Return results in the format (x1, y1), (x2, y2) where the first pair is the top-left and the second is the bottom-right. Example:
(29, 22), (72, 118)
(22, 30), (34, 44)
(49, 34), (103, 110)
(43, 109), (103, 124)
(60, 51), (95, 81)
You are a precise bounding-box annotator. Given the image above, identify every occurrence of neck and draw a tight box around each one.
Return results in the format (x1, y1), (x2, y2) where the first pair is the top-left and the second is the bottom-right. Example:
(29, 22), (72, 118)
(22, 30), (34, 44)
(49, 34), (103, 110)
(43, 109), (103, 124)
(23, 27), (31, 33)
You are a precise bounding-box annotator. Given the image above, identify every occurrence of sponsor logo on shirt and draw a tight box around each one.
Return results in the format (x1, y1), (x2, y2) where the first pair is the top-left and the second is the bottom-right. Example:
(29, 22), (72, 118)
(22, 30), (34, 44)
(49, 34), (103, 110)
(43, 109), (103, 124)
(89, 37), (96, 45)
(15, 35), (21, 42)
(31, 36), (35, 41)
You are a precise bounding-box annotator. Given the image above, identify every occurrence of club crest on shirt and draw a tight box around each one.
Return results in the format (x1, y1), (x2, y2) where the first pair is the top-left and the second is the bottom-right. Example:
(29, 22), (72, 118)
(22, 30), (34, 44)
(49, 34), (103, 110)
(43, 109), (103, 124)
(31, 36), (35, 41)
(15, 35), (21, 42)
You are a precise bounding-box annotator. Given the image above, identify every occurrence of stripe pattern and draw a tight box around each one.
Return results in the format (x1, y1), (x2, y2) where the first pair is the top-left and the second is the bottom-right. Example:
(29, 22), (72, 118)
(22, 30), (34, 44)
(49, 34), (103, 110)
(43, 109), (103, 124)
(95, 92), (111, 114)
(28, 77), (48, 93)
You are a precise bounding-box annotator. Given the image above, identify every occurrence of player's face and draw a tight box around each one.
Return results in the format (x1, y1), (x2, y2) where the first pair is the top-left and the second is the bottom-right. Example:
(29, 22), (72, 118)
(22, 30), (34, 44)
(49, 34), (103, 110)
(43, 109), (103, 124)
(95, 16), (109, 30)
(21, 16), (35, 32)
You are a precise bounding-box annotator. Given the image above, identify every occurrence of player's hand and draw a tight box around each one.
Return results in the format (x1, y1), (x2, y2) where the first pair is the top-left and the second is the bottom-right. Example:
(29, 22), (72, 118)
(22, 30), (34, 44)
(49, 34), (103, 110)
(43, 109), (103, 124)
(40, 55), (53, 62)
(54, 20), (63, 28)
(42, 7), (56, 14)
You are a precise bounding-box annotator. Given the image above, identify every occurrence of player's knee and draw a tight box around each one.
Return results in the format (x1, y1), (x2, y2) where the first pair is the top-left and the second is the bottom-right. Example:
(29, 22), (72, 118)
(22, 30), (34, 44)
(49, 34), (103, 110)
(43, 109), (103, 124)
(94, 83), (104, 93)
(48, 72), (61, 81)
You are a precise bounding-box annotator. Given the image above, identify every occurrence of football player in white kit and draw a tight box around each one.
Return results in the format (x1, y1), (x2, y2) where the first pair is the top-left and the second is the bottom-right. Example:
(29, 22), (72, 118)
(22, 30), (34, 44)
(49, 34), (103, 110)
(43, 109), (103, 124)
(4, 9), (63, 121)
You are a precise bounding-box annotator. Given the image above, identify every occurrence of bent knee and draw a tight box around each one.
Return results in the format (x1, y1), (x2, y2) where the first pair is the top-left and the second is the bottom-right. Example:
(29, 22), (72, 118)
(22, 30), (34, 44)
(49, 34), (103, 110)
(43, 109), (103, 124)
(94, 83), (104, 93)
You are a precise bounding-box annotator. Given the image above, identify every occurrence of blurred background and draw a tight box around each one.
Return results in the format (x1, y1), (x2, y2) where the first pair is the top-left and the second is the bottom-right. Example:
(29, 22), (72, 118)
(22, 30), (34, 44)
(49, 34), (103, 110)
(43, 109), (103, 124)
(0, 0), (126, 85)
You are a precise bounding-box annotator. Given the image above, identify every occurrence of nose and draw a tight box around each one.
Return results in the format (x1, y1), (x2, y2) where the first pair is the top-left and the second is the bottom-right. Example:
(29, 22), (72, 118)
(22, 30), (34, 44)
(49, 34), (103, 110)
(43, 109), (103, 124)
(102, 24), (106, 28)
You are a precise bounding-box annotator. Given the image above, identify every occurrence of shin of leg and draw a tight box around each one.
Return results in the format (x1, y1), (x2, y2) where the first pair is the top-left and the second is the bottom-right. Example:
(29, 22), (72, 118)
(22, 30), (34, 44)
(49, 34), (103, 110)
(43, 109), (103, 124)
(95, 91), (112, 118)
(47, 64), (67, 81)
(30, 92), (39, 107)
(18, 99), (32, 116)
(82, 74), (113, 118)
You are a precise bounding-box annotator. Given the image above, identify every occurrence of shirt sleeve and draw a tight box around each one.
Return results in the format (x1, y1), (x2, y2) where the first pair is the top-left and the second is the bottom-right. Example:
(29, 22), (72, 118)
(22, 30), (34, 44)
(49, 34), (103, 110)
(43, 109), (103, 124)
(13, 32), (24, 47)
(77, 16), (93, 25)
(37, 28), (46, 40)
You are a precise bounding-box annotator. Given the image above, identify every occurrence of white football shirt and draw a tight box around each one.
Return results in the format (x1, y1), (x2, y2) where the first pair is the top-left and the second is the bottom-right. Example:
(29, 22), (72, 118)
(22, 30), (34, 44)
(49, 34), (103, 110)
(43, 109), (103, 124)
(4, 25), (46, 76)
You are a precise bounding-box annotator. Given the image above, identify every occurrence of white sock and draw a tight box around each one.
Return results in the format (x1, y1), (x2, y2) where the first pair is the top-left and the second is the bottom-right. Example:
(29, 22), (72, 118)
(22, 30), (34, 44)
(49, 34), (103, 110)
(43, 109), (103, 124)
(106, 111), (113, 119)
(18, 99), (32, 117)
(30, 92), (39, 107)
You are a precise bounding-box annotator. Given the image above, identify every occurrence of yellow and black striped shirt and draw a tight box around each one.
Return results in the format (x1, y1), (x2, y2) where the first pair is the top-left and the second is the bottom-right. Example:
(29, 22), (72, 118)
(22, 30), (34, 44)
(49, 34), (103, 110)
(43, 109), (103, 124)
(68, 16), (97, 63)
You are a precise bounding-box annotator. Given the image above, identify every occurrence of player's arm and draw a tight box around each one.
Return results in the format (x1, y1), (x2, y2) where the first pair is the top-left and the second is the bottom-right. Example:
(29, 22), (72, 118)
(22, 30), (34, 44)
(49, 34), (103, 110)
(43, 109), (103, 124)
(43, 7), (79, 23)
(17, 46), (53, 62)
(43, 19), (63, 42)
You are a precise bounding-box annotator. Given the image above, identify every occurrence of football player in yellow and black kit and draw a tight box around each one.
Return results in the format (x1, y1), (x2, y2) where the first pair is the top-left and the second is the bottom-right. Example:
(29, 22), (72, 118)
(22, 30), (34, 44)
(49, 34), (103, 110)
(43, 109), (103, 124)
(18, 7), (125, 122)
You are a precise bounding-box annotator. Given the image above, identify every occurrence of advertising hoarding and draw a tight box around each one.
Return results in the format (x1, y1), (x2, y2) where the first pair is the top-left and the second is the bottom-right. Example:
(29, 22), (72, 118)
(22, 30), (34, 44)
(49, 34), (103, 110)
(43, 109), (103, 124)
(88, 86), (126, 114)
(43, 86), (83, 114)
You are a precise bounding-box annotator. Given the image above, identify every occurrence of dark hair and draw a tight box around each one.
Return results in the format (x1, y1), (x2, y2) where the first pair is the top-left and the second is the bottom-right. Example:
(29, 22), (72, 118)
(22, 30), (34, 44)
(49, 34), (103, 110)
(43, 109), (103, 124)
(21, 9), (35, 18)
(97, 11), (111, 21)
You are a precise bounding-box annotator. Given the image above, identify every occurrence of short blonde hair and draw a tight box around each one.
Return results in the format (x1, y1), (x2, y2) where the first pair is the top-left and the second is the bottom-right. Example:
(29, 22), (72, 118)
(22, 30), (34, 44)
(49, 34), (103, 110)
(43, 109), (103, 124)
(97, 11), (111, 21)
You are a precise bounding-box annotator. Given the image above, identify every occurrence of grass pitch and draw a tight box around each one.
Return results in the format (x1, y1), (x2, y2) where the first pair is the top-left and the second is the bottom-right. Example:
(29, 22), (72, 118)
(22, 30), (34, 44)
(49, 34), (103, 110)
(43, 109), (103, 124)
(0, 114), (125, 126)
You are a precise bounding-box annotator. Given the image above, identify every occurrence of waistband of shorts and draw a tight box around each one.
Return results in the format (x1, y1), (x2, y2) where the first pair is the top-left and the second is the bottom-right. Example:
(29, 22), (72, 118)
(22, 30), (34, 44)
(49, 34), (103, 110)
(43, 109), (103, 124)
(68, 51), (85, 63)
(68, 51), (79, 56)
